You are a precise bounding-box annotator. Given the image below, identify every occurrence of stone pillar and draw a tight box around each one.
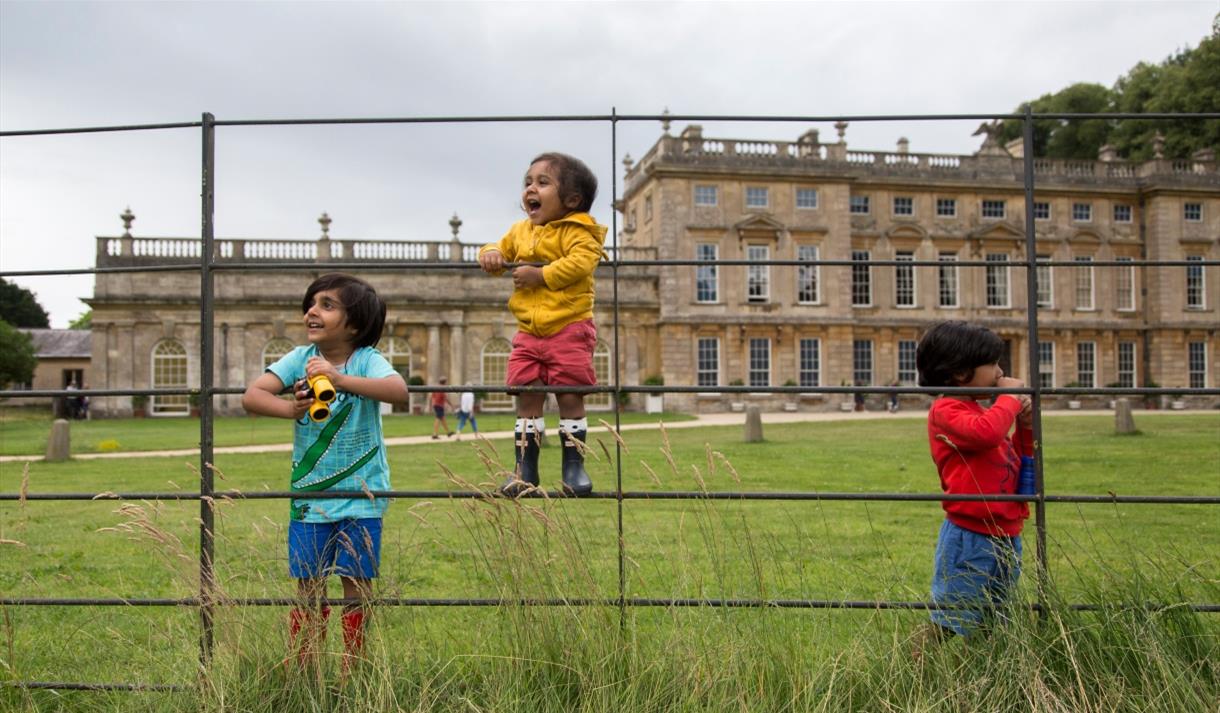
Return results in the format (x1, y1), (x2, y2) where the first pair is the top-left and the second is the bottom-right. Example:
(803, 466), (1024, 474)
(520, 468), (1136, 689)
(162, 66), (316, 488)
(744, 405), (764, 443)
(449, 322), (465, 384)
(427, 324), (442, 382)
(1115, 398), (1137, 434)
(46, 419), (71, 462)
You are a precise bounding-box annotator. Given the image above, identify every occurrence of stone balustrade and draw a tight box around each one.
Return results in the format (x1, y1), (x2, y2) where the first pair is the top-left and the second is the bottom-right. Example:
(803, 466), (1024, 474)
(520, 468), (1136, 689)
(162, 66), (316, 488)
(624, 129), (1217, 195)
(97, 236), (658, 266)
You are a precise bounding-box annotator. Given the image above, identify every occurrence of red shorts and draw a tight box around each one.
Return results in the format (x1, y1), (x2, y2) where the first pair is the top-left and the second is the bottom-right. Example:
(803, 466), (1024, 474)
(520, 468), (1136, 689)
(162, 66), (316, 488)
(506, 319), (597, 386)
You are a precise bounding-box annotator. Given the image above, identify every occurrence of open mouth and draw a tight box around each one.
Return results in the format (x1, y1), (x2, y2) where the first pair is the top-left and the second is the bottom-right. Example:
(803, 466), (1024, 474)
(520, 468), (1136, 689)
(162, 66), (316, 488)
(525, 198), (541, 212)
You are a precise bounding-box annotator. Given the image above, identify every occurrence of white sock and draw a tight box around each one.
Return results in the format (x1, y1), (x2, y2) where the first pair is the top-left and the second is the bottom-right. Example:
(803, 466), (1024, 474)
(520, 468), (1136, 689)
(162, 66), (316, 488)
(559, 418), (588, 435)
(516, 417), (546, 434)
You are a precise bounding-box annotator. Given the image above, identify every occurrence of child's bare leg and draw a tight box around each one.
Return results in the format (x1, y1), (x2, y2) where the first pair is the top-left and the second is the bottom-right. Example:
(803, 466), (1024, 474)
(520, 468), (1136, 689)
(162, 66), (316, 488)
(290, 578), (329, 669)
(501, 382), (545, 494)
(339, 576), (371, 668)
(557, 394), (592, 495)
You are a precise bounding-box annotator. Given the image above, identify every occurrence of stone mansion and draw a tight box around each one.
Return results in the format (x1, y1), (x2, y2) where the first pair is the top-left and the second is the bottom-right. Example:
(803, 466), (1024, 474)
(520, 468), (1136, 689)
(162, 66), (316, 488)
(85, 124), (1218, 417)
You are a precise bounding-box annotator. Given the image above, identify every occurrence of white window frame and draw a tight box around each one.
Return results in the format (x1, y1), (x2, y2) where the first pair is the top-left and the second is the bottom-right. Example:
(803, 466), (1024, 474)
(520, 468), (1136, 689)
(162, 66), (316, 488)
(894, 251), (916, 307)
(1188, 341), (1207, 388)
(480, 338), (513, 410)
(1116, 256), (1136, 311)
(586, 341), (614, 410)
(981, 199), (1006, 219)
(797, 244), (820, 304)
(263, 337), (295, 369)
(893, 196), (914, 217)
(746, 244), (770, 303)
(938, 252), (959, 308)
(1072, 202), (1092, 223)
(1033, 201), (1051, 221)
(745, 186), (769, 209)
(851, 250), (872, 306)
(1113, 204), (1132, 223)
(1184, 202), (1202, 222)
(151, 339), (190, 416)
(695, 243), (719, 303)
(1186, 255), (1206, 309)
(696, 337), (720, 388)
(1117, 341), (1137, 388)
(936, 198), (957, 218)
(849, 195), (870, 215)
(1036, 255), (1054, 308)
(985, 253), (1011, 308)
(1074, 255), (1095, 311)
(1076, 341), (1096, 388)
(795, 187), (818, 210)
(1038, 341), (1055, 388)
(852, 339), (873, 386)
(694, 185), (718, 207)
(748, 338), (771, 387)
(798, 338), (821, 387)
(897, 340), (918, 385)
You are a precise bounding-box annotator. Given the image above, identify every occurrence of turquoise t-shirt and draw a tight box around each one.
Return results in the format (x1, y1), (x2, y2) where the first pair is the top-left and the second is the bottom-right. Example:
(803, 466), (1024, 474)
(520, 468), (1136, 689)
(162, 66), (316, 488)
(266, 345), (397, 523)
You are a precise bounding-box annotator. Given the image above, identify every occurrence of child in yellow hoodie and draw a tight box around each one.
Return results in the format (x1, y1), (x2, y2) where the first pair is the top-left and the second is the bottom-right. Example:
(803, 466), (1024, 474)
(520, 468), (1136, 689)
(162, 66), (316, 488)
(478, 152), (607, 496)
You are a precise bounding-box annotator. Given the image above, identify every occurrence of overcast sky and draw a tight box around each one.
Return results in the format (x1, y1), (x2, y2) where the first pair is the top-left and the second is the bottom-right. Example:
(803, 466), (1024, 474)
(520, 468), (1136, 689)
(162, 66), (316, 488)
(1, 1), (1215, 326)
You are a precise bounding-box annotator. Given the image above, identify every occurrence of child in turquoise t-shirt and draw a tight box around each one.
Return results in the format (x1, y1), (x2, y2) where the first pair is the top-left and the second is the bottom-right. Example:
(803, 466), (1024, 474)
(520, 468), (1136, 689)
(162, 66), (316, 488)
(242, 273), (407, 672)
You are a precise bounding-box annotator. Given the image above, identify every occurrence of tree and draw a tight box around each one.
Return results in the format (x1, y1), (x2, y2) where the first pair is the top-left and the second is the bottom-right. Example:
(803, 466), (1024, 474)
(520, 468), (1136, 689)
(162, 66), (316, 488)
(69, 309), (92, 330)
(0, 319), (37, 389)
(997, 23), (1219, 159)
(0, 278), (50, 328)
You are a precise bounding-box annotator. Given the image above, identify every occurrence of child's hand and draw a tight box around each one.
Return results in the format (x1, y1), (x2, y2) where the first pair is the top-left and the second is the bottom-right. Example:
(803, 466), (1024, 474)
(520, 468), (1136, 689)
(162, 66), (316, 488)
(479, 250), (505, 275)
(512, 265), (546, 289)
(305, 357), (342, 390)
(997, 376), (1030, 411)
(291, 379), (313, 420)
(1018, 401), (1034, 429)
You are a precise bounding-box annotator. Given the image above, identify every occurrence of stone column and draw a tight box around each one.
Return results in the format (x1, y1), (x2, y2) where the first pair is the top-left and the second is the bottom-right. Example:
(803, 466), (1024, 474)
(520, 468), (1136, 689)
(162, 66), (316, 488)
(450, 322), (465, 384)
(428, 324), (442, 383)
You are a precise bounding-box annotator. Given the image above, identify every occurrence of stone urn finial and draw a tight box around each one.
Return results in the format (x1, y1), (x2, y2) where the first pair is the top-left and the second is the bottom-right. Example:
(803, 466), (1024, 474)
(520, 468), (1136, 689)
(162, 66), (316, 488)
(622, 153), (634, 174)
(835, 120), (848, 144)
(449, 212), (462, 240)
(318, 212), (332, 239)
(120, 206), (135, 237)
(1152, 131), (1166, 159)
(661, 107), (671, 135)
(897, 137), (909, 154)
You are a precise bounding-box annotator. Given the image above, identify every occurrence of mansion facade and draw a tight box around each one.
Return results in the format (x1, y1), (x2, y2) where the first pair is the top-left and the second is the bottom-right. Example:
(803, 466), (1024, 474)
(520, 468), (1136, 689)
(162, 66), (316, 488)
(86, 125), (1219, 417)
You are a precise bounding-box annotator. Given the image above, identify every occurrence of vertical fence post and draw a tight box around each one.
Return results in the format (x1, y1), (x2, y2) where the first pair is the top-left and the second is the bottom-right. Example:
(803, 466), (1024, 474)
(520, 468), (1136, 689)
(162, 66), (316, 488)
(1020, 104), (1050, 610)
(199, 112), (217, 668)
(610, 107), (627, 632)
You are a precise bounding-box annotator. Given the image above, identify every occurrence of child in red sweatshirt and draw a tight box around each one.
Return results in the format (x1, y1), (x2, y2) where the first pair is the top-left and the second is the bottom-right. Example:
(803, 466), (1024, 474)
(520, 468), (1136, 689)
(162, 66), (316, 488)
(914, 321), (1033, 652)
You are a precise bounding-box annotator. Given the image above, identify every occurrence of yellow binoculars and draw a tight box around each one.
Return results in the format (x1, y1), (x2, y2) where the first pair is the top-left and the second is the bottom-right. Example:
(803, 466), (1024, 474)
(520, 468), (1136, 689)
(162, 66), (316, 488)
(307, 374), (337, 422)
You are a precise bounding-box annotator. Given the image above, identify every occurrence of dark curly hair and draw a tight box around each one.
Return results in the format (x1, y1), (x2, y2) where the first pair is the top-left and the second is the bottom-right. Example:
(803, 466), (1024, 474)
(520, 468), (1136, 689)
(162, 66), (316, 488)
(916, 321), (1005, 388)
(529, 152), (598, 214)
(301, 273), (386, 349)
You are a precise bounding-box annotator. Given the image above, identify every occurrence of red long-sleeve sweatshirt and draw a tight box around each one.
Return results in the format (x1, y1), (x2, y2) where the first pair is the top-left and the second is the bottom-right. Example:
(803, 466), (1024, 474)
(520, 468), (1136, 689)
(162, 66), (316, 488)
(927, 395), (1033, 537)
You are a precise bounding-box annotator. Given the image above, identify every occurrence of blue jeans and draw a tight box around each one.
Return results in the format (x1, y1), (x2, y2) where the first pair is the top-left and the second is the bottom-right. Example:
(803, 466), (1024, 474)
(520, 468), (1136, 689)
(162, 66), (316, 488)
(456, 410), (477, 432)
(929, 519), (1022, 636)
(288, 518), (382, 580)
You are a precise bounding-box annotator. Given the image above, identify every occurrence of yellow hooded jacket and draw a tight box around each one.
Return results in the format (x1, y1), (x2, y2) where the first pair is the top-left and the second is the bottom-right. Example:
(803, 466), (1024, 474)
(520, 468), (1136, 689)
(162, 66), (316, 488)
(479, 212), (608, 337)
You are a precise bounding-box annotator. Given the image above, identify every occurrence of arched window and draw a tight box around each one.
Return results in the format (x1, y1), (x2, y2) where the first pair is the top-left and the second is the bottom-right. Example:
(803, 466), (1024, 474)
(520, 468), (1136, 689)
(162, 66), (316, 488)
(376, 336), (413, 379)
(151, 339), (189, 416)
(587, 340), (613, 410)
(480, 338), (513, 410)
(377, 336), (413, 413)
(262, 338), (294, 369)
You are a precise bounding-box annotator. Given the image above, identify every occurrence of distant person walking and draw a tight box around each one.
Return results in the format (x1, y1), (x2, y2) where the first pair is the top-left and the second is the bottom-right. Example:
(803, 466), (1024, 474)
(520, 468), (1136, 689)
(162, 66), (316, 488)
(455, 387), (478, 439)
(431, 376), (454, 439)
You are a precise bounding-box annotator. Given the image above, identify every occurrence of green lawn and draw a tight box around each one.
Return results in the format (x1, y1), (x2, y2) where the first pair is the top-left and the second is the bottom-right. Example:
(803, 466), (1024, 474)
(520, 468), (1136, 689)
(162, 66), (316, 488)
(0, 408), (693, 456)
(1, 414), (1217, 711)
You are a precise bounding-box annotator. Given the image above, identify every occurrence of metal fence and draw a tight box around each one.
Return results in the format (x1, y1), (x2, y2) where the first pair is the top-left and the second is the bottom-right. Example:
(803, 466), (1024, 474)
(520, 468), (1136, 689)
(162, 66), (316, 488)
(2, 110), (1219, 693)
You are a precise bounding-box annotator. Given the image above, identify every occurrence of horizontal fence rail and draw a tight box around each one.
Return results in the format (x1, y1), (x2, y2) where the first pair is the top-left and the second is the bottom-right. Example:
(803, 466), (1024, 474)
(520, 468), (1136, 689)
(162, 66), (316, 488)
(1, 109), (1217, 694)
